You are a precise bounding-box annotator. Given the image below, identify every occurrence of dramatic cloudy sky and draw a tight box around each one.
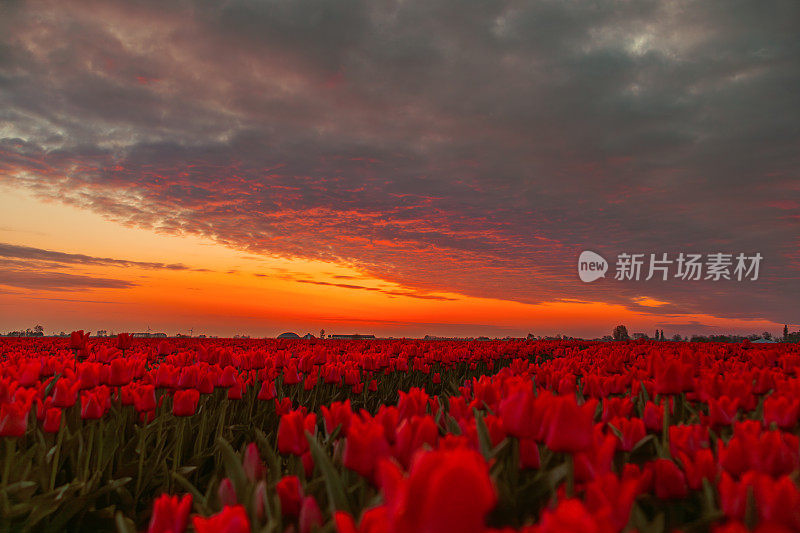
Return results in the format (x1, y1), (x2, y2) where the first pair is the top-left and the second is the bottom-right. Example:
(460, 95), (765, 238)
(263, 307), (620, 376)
(0, 0), (798, 337)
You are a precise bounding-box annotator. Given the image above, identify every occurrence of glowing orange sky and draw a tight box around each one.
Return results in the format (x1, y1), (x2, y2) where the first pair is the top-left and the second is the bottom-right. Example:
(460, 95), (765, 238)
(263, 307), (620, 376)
(0, 185), (785, 338)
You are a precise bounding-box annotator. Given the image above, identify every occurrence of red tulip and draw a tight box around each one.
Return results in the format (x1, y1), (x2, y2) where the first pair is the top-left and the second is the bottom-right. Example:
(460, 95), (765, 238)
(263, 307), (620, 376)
(277, 410), (316, 456)
(276, 475), (303, 517)
(708, 396), (740, 427)
(243, 443), (266, 482)
(654, 357), (692, 395)
(0, 401), (28, 437)
(147, 493), (192, 533)
(109, 358), (132, 386)
(283, 365), (301, 385)
(134, 385), (157, 412)
(192, 505), (250, 533)
(299, 496), (323, 533)
(519, 438), (540, 469)
(43, 407), (62, 433)
(69, 330), (90, 351)
(116, 333), (133, 351)
(218, 478), (237, 507)
(80, 392), (105, 419)
(544, 396), (597, 453)
(274, 397), (293, 416)
(218, 366), (237, 388)
(321, 399), (353, 436)
(172, 389), (199, 417)
(763, 395), (800, 430)
(651, 459), (688, 499)
(677, 449), (719, 490)
(394, 415), (439, 468)
(386, 447), (496, 533)
(343, 416), (391, 480)
(498, 384), (537, 438)
(257, 380), (276, 401)
(609, 416), (646, 452)
(539, 499), (603, 533)
(334, 507), (389, 533)
(584, 473), (640, 532)
(642, 401), (663, 432)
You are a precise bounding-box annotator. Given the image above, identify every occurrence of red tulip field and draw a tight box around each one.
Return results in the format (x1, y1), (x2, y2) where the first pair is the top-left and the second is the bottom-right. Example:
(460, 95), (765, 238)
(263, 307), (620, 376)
(1, 336), (799, 532)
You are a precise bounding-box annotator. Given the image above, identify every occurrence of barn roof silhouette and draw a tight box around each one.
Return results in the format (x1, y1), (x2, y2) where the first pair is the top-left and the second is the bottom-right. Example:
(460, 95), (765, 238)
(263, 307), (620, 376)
(277, 332), (300, 339)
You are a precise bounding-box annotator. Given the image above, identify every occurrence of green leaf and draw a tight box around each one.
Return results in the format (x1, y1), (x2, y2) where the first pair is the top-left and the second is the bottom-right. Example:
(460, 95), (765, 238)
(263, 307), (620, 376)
(114, 510), (136, 533)
(631, 434), (655, 453)
(255, 429), (281, 484)
(43, 477), (130, 533)
(44, 373), (61, 398)
(172, 472), (211, 515)
(217, 437), (248, 501)
(473, 409), (492, 459)
(305, 431), (352, 515)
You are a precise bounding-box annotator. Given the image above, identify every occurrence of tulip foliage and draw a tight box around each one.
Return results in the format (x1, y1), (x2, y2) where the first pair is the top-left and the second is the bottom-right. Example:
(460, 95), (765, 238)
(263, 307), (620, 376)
(0, 336), (799, 532)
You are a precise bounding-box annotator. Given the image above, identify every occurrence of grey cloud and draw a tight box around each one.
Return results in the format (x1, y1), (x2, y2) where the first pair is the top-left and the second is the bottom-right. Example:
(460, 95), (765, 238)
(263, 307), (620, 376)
(0, 242), (195, 271)
(0, 269), (136, 291)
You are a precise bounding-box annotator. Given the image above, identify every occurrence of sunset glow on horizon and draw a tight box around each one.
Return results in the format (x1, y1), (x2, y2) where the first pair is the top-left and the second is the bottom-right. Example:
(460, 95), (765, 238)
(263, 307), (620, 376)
(0, 0), (797, 339)
(0, 186), (788, 339)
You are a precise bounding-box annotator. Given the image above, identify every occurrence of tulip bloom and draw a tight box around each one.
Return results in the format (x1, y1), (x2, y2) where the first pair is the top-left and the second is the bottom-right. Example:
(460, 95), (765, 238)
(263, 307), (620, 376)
(192, 505), (250, 533)
(299, 496), (323, 533)
(321, 399), (353, 436)
(0, 401), (28, 437)
(277, 410), (316, 456)
(147, 493), (192, 533)
(116, 333), (133, 352)
(217, 478), (237, 507)
(243, 443), (266, 482)
(498, 385), (537, 439)
(69, 330), (90, 351)
(276, 475), (303, 517)
(652, 459), (688, 499)
(43, 408), (62, 434)
(540, 498), (604, 533)
(386, 447), (497, 533)
(544, 397), (597, 453)
(172, 389), (200, 417)
(80, 392), (105, 419)
(343, 416), (391, 480)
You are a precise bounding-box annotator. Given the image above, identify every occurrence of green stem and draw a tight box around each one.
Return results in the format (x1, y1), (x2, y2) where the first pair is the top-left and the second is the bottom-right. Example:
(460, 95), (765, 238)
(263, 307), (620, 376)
(50, 426), (64, 490)
(134, 429), (146, 498)
(195, 406), (207, 457)
(2, 438), (15, 488)
(172, 418), (187, 487)
(566, 453), (574, 498)
(83, 423), (96, 483)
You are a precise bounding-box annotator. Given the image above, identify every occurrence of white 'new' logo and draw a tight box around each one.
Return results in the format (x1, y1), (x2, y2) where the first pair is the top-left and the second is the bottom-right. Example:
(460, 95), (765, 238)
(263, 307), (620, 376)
(578, 251), (608, 282)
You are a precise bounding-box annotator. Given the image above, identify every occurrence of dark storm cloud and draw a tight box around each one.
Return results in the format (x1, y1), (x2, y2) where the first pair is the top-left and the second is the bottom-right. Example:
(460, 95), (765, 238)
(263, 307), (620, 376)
(0, 0), (798, 325)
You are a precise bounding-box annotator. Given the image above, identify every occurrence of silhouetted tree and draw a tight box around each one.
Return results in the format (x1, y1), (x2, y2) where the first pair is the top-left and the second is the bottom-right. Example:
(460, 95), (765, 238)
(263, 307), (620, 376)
(784, 324), (789, 341)
(613, 325), (629, 341)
